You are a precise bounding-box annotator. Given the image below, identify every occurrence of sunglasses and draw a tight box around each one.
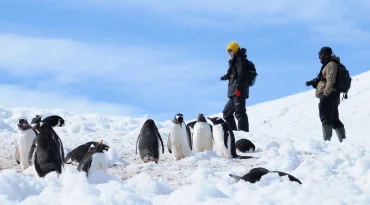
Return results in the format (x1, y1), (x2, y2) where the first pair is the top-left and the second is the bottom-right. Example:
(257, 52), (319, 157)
(227, 49), (233, 53)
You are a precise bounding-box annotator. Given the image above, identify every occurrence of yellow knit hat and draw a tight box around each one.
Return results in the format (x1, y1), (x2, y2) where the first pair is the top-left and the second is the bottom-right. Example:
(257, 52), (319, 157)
(226, 41), (240, 52)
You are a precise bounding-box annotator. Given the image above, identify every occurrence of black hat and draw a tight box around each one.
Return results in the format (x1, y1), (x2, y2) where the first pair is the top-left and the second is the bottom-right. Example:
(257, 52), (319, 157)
(319, 46), (332, 57)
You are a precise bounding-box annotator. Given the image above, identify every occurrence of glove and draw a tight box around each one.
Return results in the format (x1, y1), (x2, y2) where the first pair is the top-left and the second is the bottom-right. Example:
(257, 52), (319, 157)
(305, 81), (312, 87)
(235, 89), (241, 97)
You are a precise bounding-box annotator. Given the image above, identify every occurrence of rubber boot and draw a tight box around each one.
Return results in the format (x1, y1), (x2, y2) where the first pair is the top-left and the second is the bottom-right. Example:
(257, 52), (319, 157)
(322, 124), (333, 141)
(334, 127), (346, 143)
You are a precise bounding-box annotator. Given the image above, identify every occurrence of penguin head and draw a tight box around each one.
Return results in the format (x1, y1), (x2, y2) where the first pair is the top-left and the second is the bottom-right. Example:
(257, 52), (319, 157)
(95, 139), (109, 151)
(207, 117), (225, 125)
(30, 115), (43, 129)
(197, 113), (207, 122)
(174, 113), (184, 127)
(57, 118), (65, 127)
(17, 118), (31, 131)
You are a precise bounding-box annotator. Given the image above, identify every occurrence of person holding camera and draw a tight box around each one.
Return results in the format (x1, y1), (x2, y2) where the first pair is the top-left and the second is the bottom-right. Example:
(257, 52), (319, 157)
(306, 46), (346, 142)
(220, 41), (249, 132)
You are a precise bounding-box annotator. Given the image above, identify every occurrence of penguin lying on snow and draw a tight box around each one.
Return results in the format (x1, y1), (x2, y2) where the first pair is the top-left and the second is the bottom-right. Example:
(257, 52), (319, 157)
(136, 119), (164, 163)
(30, 115), (64, 177)
(191, 113), (213, 153)
(16, 118), (37, 170)
(64, 140), (110, 165)
(78, 141), (107, 176)
(168, 113), (192, 160)
(235, 138), (255, 152)
(229, 167), (302, 184)
(207, 117), (252, 159)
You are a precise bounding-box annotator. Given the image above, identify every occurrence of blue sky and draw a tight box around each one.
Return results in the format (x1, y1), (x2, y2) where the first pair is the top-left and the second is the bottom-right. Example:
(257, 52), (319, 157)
(0, 0), (369, 121)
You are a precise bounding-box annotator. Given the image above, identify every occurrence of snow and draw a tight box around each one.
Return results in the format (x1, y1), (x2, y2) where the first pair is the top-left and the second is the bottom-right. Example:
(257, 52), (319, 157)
(1, 71), (370, 204)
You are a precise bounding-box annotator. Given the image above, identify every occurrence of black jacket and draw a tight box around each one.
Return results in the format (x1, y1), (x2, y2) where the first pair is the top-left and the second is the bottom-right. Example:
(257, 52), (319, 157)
(225, 48), (250, 99)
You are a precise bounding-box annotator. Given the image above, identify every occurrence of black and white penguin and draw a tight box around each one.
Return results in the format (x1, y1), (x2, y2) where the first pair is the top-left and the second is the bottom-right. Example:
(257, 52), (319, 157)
(30, 115), (64, 177)
(136, 119), (164, 163)
(235, 138), (255, 153)
(192, 113), (213, 153)
(229, 167), (302, 184)
(42, 115), (65, 127)
(30, 115), (64, 166)
(168, 113), (192, 160)
(207, 117), (252, 159)
(77, 142), (107, 176)
(64, 140), (109, 165)
(16, 118), (37, 171)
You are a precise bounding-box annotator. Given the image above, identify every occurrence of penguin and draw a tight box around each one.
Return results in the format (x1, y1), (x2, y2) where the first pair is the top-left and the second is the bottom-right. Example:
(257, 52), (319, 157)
(77, 141), (107, 176)
(207, 117), (252, 159)
(16, 118), (37, 171)
(192, 113), (213, 153)
(30, 115), (64, 177)
(64, 140), (110, 165)
(42, 115), (65, 127)
(167, 113), (192, 160)
(229, 167), (302, 184)
(28, 115), (65, 166)
(30, 115), (65, 167)
(136, 119), (164, 163)
(235, 138), (256, 153)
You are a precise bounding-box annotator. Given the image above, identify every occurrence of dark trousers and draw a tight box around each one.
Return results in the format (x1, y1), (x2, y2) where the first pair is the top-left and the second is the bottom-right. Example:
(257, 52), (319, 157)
(223, 96), (249, 132)
(319, 92), (344, 129)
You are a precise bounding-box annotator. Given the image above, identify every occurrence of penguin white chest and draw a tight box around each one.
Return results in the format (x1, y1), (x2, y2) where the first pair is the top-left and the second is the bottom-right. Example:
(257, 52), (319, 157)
(17, 129), (36, 171)
(213, 125), (232, 158)
(89, 153), (107, 175)
(169, 123), (191, 159)
(193, 122), (213, 153)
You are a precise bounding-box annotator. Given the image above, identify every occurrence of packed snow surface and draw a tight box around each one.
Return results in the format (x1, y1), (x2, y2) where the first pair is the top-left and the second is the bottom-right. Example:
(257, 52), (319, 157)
(1, 71), (370, 204)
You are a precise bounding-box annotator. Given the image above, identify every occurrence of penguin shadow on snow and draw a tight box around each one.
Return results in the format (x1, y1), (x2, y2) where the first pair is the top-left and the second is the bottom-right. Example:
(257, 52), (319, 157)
(229, 167), (302, 184)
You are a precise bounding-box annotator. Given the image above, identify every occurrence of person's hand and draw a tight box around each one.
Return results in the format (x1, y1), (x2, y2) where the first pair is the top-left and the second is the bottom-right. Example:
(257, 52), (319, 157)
(235, 89), (241, 97)
(220, 75), (228, 81)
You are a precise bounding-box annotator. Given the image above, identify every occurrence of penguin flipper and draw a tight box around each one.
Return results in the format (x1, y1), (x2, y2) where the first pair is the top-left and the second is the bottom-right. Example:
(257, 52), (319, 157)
(229, 174), (242, 181)
(167, 134), (172, 153)
(185, 123), (192, 150)
(15, 146), (20, 164)
(157, 132), (164, 154)
(222, 124), (229, 148)
(135, 134), (140, 155)
(28, 138), (37, 165)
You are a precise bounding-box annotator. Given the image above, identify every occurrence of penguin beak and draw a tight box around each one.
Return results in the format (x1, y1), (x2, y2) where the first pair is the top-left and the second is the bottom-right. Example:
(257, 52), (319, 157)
(104, 146), (110, 151)
(207, 117), (215, 124)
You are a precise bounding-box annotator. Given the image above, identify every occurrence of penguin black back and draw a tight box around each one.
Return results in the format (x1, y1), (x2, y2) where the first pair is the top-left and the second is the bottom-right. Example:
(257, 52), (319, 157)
(236, 139), (256, 152)
(64, 140), (109, 164)
(229, 167), (302, 184)
(42, 115), (65, 127)
(136, 119), (164, 163)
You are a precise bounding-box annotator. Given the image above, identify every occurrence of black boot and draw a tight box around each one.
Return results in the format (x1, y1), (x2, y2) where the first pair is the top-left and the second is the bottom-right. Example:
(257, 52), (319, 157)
(237, 114), (249, 132)
(322, 124), (333, 141)
(334, 127), (346, 143)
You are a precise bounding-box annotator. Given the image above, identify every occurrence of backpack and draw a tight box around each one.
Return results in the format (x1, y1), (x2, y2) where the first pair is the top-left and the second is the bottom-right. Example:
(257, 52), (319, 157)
(334, 62), (351, 99)
(244, 59), (258, 86)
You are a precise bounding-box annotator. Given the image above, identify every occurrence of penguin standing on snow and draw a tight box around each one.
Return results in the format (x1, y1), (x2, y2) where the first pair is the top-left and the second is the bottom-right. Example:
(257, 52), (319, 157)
(64, 140), (110, 165)
(136, 119), (164, 163)
(192, 113), (213, 153)
(207, 117), (252, 159)
(229, 167), (302, 184)
(30, 115), (64, 177)
(167, 113), (192, 160)
(77, 141), (107, 176)
(16, 118), (37, 171)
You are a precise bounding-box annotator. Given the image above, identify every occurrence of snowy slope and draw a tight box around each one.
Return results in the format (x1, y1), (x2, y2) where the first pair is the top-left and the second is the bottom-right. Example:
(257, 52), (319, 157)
(1, 71), (370, 205)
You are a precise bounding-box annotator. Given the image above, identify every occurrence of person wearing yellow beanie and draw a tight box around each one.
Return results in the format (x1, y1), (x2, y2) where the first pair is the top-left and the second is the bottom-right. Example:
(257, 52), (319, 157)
(220, 41), (253, 132)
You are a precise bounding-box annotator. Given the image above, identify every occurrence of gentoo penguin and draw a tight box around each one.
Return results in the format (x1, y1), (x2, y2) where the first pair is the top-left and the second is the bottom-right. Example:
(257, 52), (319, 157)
(64, 140), (109, 165)
(167, 113), (192, 160)
(235, 139), (256, 153)
(136, 119), (164, 163)
(229, 167), (302, 184)
(192, 113), (213, 153)
(42, 115), (65, 127)
(77, 142), (107, 176)
(207, 117), (252, 159)
(30, 115), (65, 166)
(16, 118), (37, 171)
(30, 115), (64, 177)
